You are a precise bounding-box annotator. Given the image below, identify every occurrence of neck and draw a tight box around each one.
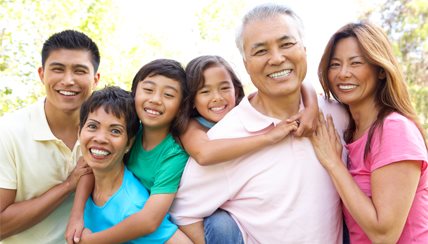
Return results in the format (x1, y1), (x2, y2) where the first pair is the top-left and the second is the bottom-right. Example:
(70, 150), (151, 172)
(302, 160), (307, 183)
(92, 163), (125, 206)
(250, 90), (301, 120)
(349, 98), (379, 139)
(142, 127), (169, 151)
(44, 101), (80, 150)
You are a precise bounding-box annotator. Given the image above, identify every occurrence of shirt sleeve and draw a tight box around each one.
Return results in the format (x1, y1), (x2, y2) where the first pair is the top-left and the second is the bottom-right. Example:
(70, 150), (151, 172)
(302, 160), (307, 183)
(0, 128), (17, 189)
(169, 157), (231, 226)
(369, 114), (427, 172)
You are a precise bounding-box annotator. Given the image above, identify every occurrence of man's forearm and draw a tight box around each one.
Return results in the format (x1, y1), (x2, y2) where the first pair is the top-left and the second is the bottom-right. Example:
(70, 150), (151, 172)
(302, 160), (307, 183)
(0, 181), (73, 239)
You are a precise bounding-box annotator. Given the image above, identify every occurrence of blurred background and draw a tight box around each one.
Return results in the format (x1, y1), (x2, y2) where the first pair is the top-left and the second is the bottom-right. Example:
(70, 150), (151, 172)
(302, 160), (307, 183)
(1, 0), (426, 133)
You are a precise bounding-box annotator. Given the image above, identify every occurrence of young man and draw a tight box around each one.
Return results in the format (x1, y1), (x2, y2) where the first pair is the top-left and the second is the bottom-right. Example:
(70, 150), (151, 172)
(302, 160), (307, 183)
(0, 30), (100, 243)
(171, 3), (349, 243)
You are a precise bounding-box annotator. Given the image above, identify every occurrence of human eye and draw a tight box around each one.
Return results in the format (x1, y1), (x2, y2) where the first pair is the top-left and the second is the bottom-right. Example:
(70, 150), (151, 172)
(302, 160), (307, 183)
(220, 85), (232, 91)
(164, 92), (175, 98)
(51, 67), (64, 73)
(111, 128), (122, 135)
(85, 122), (97, 130)
(252, 49), (267, 56)
(75, 69), (88, 75)
(329, 62), (340, 69)
(198, 89), (210, 94)
(280, 42), (296, 49)
(142, 86), (153, 93)
(351, 60), (363, 65)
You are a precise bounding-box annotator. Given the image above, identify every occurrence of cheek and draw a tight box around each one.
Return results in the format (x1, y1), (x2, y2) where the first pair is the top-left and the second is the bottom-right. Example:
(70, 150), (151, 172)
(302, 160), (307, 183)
(227, 93), (236, 106)
(327, 71), (336, 84)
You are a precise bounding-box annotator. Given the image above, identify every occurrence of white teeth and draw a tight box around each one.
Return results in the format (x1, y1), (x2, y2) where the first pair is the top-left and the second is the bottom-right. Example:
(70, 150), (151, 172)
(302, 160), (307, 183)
(269, 69), (291, 78)
(145, 108), (161, 115)
(90, 148), (110, 156)
(338, 84), (357, 90)
(210, 105), (226, 111)
(59, 90), (77, 96)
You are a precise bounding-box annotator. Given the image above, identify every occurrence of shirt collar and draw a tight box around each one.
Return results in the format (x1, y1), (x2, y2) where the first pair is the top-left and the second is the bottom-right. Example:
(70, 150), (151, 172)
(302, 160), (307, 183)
(237, 92), (305, 133)
(236, 94), (280, 132)
(30, 99), (58, 141)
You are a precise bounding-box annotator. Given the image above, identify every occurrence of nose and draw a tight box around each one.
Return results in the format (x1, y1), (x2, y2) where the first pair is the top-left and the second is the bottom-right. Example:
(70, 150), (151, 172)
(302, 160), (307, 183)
(212, 90), (224, 103)
(93, 131), (108, 144)
(63, 71), (76, 85)
(268, 48), (286, 66)
(338, 65), (351, 80)
(149, 91), (162, 104)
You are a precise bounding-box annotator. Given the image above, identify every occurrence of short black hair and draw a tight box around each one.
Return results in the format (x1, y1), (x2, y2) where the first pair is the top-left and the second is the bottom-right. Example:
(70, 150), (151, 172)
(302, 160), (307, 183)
(130, 59), (188, 138)
(41, 30), (100, 72)
(79, 86), (139, 145)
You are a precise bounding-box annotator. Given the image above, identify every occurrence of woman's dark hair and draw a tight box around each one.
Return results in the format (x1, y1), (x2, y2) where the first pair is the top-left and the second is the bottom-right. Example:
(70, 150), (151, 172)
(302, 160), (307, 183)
(79, 86), (139, 145)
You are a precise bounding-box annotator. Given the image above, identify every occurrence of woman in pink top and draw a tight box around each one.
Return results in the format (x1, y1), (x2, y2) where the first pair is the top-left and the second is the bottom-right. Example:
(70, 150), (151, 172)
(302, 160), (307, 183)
(311, 21), (428, 243)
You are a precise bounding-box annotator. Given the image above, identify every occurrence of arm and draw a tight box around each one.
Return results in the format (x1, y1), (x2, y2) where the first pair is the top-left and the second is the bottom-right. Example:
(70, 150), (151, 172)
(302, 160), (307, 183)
(310, 113), (421, 243)
(65, 173), (94, 243)
(179, 222), (205, 244)
(0, 159), (91, 239)
(288, 81), (319, 137)
(79, 193), (175, 244)
(181, 119), (298, 165)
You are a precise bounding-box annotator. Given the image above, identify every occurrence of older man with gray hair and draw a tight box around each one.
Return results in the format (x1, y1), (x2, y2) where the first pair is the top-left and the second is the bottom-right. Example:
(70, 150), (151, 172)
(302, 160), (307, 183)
(171, 3), (348, 243)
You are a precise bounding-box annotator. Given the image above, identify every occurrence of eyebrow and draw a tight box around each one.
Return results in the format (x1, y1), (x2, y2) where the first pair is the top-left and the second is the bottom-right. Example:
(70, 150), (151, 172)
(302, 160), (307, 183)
(48, 62), (90, 70)
(250, 35), (295, 50)
(201, 80), (231, 88)
(87, 118), (126, 128)
(142, 80), (180, 93)
(330, 55), (363, 61)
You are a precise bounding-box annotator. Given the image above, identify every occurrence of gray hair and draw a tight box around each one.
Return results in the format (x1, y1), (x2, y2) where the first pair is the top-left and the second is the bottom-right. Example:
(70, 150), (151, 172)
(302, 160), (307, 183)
(235, 3), (305, 57)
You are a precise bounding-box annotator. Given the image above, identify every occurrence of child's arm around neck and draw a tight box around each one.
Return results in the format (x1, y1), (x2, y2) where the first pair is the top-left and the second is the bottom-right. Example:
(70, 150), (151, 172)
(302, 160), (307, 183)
(180, 118), (298, 166)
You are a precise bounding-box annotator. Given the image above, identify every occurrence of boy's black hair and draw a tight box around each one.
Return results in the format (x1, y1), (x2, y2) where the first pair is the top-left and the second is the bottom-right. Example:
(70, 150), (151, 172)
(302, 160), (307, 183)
(41, 30), (100, 72)
(130, 59), (189, 138)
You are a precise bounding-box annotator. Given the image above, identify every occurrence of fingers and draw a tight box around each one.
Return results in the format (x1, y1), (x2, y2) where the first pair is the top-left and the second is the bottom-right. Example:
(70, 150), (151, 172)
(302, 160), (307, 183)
(66, 229), (76, 244)
(74, 227), (83, 243)
(286, 112), (301, 123)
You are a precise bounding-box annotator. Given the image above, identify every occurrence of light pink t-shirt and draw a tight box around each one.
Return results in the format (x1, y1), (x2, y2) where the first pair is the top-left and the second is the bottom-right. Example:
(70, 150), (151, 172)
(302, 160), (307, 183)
(344, 112), (428, 243)
(171, 96), (349, 244)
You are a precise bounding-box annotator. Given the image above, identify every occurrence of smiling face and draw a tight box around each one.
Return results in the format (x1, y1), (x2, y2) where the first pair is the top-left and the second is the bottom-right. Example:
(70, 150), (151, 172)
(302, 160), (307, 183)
(38, 49), (99, 114)
(242, 14), (307, 98)
(327, 37), (381, 108)
(80, 107), (129, 172)
(134, 74), (182, 133)
(194, 66), (236, 123)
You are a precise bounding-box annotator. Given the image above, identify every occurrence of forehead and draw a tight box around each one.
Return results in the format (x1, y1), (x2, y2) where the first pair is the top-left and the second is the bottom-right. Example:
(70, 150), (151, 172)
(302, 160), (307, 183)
(333, 37), (361, 56)
(242, 14), (302, 48)
(88, 106), (125, 124)
(141, 74), (182, 90)
(45, 49), (94, 69)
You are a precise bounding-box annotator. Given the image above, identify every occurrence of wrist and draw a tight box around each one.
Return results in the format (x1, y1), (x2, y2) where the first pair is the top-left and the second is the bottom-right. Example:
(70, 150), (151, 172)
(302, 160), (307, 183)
(324, 157), (345, 173)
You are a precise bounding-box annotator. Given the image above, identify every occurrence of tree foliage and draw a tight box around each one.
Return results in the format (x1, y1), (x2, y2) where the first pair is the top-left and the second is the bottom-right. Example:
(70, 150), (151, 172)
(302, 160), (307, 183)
(0, 0), (117, 116)
(365, 0), (428, 133)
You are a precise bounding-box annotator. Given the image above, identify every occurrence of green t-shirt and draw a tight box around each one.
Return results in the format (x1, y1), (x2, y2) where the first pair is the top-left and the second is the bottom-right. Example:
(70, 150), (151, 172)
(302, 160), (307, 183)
(127, 127), (189, 195)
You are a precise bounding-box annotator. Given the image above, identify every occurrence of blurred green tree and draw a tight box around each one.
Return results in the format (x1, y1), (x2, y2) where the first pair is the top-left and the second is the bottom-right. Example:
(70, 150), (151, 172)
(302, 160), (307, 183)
(0, 0), (117, 116)
(364, 0), (428, 134)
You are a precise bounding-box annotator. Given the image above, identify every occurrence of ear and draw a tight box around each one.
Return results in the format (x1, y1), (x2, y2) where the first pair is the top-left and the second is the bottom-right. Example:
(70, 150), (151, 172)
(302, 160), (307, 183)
(125, 137), (136, 153)
(38, 67), (44, 84)
(378, 69), (386, 80)
(243, 58), (250, 75)
(92, 73), (100, 89)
